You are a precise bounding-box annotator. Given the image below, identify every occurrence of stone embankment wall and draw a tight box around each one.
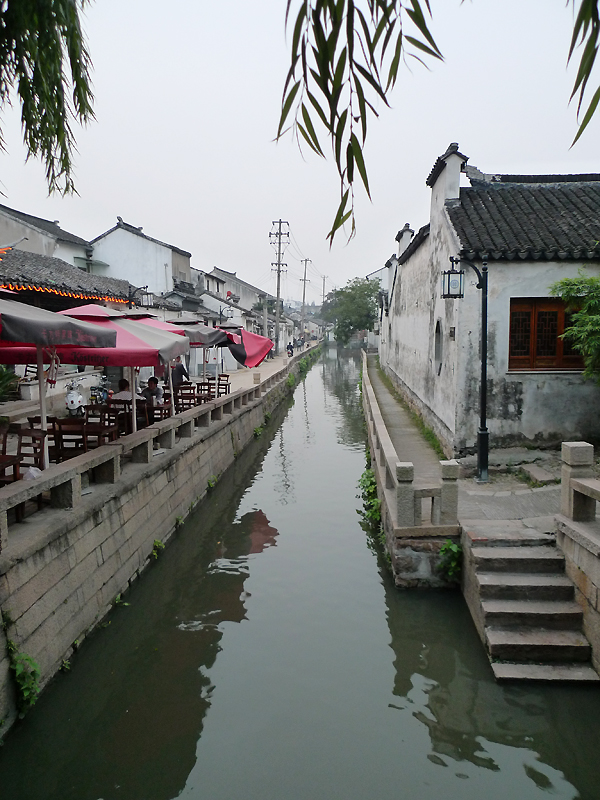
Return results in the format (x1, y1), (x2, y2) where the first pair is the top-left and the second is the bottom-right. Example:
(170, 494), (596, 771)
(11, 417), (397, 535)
(361, 352), (460, 588)
(0, 347), (319, 736)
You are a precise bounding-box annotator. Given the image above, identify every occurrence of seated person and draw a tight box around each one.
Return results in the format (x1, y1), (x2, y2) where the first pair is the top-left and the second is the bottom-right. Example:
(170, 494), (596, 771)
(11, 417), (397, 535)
(111, 378), (144, 401)
(141, 376), (164, 405)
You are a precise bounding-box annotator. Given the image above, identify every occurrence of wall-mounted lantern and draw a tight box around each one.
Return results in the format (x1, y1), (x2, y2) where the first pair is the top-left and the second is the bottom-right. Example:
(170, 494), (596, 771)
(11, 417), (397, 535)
(442, 254), (490, 483)
(441, 257), (465, 299)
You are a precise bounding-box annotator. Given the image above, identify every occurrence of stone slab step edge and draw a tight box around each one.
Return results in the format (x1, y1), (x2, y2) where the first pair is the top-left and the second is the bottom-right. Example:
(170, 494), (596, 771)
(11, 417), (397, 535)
(477, 572), (574, 601)
(491, 662), (600, 682)
(486, 628), (591, 662)
(481, 598), (583, 630)
(471, 546), (564, 574)
(463, 531), (555, 549)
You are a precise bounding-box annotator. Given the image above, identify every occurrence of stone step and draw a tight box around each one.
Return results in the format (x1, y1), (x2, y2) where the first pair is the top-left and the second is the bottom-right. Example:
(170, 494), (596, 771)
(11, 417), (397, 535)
(471, 545), (564, 574)
(481, 599), (583, 629)
(477, 572), (574, 601)
(521, 464), (558, 485)
(486, 628), (591, 662)
(492, 662), (600, 682)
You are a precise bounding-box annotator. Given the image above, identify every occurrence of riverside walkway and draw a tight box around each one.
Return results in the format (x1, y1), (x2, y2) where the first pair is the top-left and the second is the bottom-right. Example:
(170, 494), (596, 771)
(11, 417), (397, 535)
(365, 354), (559, 530)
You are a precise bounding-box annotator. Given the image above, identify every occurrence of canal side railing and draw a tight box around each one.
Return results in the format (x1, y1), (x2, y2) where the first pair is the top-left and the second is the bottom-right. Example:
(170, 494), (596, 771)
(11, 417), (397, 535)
(555, 441), (600, 673)
(361, 351), (460, 539)
(0, 369), (290, 554)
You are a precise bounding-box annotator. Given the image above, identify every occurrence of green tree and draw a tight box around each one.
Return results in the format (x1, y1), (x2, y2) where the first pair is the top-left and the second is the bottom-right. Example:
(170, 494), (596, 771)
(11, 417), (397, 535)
(0, 0), (94, 194)
(550, 273), (600, 382)
(322, 277), (379, 344)
(280, 1), (600, 242)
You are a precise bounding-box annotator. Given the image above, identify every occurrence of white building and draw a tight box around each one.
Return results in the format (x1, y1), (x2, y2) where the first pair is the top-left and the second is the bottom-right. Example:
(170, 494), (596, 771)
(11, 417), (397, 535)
(379, 143), (600, 455)
(90, 217), (192, 297)
(0, 203), (92, 267)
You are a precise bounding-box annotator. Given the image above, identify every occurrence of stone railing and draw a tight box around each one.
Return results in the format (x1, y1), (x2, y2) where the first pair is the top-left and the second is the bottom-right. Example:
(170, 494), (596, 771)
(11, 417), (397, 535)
(559, 441), (600, 522)
(556, 441), (600, 673)
(361, 351), (460, 537)
(0, 371), (288, 554)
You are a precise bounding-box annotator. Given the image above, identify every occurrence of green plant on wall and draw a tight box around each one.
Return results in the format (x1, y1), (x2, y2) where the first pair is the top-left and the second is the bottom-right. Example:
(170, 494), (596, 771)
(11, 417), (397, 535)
(3, 629), (41, 719)
(438, 539), (463, 583)
(286, 373), (296, 388)
(152, 539), (165, 559)
(358, 467), (381, 524)
(253, 426), (263, 438)
(207, 474), (219, 490)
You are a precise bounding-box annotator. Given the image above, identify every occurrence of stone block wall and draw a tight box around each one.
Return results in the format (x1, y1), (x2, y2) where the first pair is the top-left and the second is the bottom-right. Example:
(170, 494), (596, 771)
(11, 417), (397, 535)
(0, 357), (305, 737)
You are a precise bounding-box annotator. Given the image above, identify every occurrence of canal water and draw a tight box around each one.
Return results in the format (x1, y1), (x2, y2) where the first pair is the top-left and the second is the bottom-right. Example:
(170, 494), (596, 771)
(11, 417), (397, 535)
(1, 349), (600, 800)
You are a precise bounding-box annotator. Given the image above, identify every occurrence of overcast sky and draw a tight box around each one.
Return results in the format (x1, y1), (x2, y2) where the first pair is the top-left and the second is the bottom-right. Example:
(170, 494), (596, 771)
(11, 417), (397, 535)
(0, 1), (598, 305)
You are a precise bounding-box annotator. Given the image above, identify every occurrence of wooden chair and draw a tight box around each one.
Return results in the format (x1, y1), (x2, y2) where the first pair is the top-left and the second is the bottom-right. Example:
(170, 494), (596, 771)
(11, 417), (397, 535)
(197, 381), (215, 402)
(174, 384), (197, 413)
(15, 429), (49, 519)
(54, 418), (88, 462)
(108, 399), (148, 434)
(85, 405), (119, 447)
(217, 374), (231, 397)
(27, 416), (58, 462)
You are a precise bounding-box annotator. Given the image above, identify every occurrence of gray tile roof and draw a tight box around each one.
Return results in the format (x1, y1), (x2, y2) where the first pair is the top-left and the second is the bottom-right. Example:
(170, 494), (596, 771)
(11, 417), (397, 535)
(447, 176), (600, 261)
(0, 249), (130, 300)
(0, 202), (91, 247)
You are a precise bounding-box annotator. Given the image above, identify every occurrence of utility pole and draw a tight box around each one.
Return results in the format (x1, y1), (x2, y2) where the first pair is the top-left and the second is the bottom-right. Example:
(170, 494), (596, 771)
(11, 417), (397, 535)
(300, 258), (311, 345)
(322, 275), (327, 306)
(269, 220), (289, 355)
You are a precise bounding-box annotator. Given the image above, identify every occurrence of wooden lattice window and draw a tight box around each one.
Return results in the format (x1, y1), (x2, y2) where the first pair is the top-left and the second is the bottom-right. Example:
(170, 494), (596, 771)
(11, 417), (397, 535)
(509, 299), (584, 370)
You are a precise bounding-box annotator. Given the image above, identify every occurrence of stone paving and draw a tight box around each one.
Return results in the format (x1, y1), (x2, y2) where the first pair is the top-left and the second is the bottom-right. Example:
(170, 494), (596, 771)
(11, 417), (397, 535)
(366, 356), (562, 528)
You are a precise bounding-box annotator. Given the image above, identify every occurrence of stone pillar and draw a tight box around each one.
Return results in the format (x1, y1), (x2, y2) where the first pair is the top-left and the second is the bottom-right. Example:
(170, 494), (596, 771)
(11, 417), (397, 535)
(440, 459), (460, 524)
(51, 475), (81, 509)
(396, 462), (415, 527)
(561, 442), (595, 521)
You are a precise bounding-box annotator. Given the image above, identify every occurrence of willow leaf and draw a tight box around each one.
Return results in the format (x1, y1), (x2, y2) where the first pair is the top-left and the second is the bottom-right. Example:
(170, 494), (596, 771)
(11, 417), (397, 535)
(351, 133), (370, 197)
(278, 81), (301, 137)
(301, 103), (325, 155)
(573, 84), (600, 145)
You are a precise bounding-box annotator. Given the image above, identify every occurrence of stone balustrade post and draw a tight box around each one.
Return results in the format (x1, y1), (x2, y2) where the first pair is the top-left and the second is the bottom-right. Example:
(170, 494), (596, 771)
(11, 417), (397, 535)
(440, 459), (460, 524)
(50, 475), (81, 509)
(561, 442), (595, 521)
(396, 462), (415, 527)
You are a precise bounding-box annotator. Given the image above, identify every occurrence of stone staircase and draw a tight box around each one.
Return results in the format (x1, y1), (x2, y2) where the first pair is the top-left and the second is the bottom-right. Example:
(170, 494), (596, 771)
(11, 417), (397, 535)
(468, 528), (599, 682)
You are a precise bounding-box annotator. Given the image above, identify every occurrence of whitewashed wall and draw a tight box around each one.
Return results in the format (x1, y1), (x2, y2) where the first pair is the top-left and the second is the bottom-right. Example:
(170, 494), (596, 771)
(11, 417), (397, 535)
(92, 228), (174, 295)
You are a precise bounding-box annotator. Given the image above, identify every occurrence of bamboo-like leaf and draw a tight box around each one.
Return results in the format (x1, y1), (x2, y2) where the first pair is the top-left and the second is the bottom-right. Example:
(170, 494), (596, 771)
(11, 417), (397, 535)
(327, 189), (350, 243)
(291, 3), (308, 58)
(353, 75), (367, 142)
(278, 81), (301, 137)
(386, 28), (403, 90)
(298, 121), (324, 156)
(354, 63), (389, 103)
(334, 108), (348, 168)
(307, 89), (331, 129)
(333, 47), (347, 92)
(301, 103), (325, 155)
(404, 35), (444, 60)
(381, 17), (397, 60)
(347, 0), (355, 65)
(572, 84), (600, 145)
(569, 32), (598, 103)
(346, 140), (354, 184)
(351, 133), (370, 197)
(406, 0), (442, 57)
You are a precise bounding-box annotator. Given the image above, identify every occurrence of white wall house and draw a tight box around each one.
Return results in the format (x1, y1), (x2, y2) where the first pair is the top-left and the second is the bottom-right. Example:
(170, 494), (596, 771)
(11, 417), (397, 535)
(0, 203), (92, 266)
(379, 143), (600, 456)
(91, 217), (192, 297)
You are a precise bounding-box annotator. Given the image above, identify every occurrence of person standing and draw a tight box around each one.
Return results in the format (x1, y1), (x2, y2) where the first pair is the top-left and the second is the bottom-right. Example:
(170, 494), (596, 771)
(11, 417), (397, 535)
(171, 356), (189, 388)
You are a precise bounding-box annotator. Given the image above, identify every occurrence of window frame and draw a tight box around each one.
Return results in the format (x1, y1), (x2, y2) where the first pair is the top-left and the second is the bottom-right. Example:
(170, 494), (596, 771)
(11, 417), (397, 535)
(508, 298), (583, 371)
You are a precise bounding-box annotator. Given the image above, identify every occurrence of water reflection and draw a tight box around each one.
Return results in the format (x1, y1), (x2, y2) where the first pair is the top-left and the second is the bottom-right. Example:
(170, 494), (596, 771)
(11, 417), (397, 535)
(379, 558), (600, 798)
(0, 407), (286, 800)
(320, 348), (365, 447)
